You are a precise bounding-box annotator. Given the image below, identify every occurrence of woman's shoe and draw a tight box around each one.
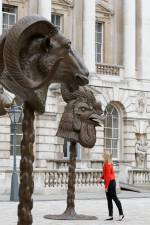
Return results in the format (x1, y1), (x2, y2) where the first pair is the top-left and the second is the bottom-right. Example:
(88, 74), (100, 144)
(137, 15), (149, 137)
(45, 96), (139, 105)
(105, 216), (113, 221)
(118, 215), (124, 221)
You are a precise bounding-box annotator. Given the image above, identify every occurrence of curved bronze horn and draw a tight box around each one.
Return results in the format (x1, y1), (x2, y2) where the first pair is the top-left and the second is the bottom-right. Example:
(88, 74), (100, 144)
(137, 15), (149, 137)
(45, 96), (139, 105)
(3, 16), (58, 90)
(0, 34), (6, 76)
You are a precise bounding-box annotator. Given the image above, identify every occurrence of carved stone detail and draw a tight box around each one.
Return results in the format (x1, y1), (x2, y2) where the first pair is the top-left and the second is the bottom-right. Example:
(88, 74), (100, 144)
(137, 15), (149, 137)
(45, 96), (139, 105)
(136, 92), (146, 113)
(135, 133), (147, 169)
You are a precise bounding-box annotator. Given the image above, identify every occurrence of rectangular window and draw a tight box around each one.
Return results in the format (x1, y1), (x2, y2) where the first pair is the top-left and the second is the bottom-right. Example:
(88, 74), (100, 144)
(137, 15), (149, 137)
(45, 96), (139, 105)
(95, 22), (103, 64)
(51, 13), (63, 32)
(2, 4), (17, 34)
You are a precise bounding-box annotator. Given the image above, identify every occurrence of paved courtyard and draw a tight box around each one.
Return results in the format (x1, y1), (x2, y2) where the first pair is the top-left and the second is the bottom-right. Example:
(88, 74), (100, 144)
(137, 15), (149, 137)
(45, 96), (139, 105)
(0, 194), (150, 225)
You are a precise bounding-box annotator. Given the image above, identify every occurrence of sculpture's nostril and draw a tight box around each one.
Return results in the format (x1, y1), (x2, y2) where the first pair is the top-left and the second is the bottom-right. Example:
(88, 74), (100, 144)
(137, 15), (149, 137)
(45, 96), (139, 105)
(86, 72), (89, 77)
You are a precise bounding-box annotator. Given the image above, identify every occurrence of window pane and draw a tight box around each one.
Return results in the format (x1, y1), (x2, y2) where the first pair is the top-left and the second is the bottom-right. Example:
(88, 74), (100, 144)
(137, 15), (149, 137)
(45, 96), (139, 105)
(10, 134), (13, 144)
(112, 139), (118, 149)
(3, 13), (8, 24)
(51, 14), (55, 24)
(96, 43), (101, 54)
(113, 118), (118, 128)
(105, 128), (112, 138)
(96, 33), (102, 43)
(113, 107), (118, 116)
(105, 139), (111, 148)
(63, 139), (68, 158)
(106, 116), (112, 127)
(106, 104), (113, 114)
(96, 54), (101, 63)
(97, 23), (102, 32)
(56, 15), (60, 26)
(9, 14), (15, 25)
(113, 129), (118, 138)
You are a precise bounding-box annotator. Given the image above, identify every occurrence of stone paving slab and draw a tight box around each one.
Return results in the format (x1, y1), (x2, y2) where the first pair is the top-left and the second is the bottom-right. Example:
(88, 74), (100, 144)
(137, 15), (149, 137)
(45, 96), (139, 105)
(0, 198), (150, 225)
(1, 189), (150, 202)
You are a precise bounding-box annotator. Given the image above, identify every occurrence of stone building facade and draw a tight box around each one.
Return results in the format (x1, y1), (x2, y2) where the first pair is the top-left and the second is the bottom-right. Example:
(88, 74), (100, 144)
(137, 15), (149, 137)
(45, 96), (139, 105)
(0, 0), (150, 194)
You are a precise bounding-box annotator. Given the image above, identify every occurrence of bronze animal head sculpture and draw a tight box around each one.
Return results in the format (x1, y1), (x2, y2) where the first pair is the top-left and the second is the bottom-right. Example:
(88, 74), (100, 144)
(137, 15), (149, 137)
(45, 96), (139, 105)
(0, 85), (13, 115)
(0, 16), (89, 113)
(57, 84), (104, 148)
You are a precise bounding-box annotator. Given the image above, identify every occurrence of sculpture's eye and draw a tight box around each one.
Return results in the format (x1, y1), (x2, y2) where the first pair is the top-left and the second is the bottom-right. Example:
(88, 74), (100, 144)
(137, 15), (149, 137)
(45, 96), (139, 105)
(81, 107), (86, 112)
(63, 42), (71, 50)
(49, 43), (53, 49)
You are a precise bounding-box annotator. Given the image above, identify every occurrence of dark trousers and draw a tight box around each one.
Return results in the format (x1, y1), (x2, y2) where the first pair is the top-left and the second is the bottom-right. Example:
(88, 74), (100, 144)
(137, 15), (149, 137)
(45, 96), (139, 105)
(106, 180), (123, 217)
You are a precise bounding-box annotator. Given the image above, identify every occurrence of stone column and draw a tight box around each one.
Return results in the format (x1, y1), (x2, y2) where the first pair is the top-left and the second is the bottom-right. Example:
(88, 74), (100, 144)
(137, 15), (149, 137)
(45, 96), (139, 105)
(38, 0), (51, 21)
(123, 0), (136, 79)
(138, 0), (150, 80)
(72, 0), (84, 55)
(0, 0), (2, 35)
(28, 0), (38, 15)
(136, 0), (142, 79)
(83, 0), (96, 73)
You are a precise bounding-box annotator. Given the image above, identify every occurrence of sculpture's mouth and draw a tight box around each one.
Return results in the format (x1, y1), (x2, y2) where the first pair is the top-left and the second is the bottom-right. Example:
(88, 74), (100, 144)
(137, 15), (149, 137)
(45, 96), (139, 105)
(75, 73), (89, 86)
(89, 113), (104, 126)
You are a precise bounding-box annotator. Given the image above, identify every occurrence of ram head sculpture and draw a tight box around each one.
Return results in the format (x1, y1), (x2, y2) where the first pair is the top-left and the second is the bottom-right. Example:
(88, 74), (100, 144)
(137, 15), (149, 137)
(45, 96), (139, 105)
(0, 16), (89, 113)
(57, 84), (104, 148)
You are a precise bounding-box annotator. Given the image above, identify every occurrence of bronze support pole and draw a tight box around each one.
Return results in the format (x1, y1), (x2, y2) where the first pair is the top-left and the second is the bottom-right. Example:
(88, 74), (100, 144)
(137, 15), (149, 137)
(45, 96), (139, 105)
(64, 141), (77, 216)
(17, 102), (35, 225)
(44, 142), (97, 220)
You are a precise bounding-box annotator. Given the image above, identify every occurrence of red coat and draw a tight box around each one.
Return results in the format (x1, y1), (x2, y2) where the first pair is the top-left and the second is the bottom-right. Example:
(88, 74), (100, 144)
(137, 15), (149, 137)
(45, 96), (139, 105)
(101, 162), (115, 189)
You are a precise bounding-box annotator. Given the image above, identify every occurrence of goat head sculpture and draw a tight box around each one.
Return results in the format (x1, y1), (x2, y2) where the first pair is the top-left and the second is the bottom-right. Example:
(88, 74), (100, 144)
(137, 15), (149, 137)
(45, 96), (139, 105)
(57, 84), (104, 148)
(0, 16), (89, 113)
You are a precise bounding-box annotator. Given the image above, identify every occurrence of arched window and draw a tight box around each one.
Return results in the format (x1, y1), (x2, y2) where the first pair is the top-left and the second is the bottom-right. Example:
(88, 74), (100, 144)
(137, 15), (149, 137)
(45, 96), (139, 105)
(104, 104), (120, 159)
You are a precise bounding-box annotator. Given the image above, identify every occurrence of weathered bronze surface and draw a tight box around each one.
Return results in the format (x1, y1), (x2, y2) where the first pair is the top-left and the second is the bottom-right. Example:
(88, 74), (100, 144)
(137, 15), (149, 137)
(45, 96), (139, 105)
(0, 16), (89, 113)
(0, 84), (13, 115)
(57, 84), (104, 147)
(18, 102), (34, 225)
(0, 15), (89, 225)
(44, 84), (104, 220)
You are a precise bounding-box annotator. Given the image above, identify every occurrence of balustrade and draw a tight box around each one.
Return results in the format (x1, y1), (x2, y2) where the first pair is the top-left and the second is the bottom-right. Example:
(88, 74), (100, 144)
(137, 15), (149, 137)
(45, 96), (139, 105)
(96, 64), (123, 76)
(44, 169), (103, 188)
(128, 169), (150, 185)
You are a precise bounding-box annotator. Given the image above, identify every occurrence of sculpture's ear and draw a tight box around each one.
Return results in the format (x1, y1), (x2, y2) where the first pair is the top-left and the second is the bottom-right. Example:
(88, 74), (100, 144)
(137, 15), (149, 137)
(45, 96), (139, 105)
(41, 37), (52, 52)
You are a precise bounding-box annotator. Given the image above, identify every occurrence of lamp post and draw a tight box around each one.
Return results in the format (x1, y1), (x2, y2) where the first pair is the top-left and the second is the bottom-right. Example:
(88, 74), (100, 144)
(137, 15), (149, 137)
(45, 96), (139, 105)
(8, 105), (22, 201)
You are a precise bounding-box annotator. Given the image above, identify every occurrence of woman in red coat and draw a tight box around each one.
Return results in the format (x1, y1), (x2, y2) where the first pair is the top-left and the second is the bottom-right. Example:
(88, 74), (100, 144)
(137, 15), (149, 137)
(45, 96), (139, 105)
(100, 151), (124, 221)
